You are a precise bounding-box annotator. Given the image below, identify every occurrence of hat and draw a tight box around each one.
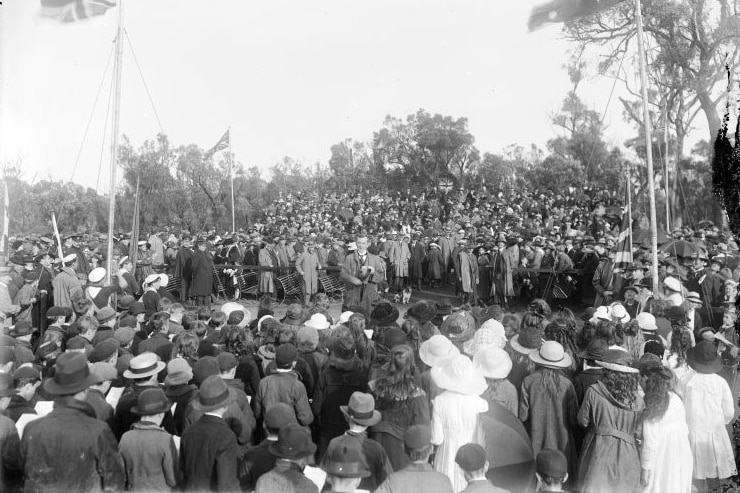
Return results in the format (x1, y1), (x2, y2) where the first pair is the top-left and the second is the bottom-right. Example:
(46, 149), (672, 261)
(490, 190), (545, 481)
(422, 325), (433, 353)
(330, 337), (356, 361)
(220, 302), (251, 328)
(264, 403), (297, 430)
(165, 357), (193, 386)
(117, 295), (136, 311)
(663, 276), (681, 293)
(283, 304), (304, 325)
(610, 304), (630, 324)
(74, 298), (93, 315)
(536, 449), (568, 478)
(62, 253), (77, 264)
(340, 391), (381, 426)
(128, 302), (145, 316)
(95, 306), (117, 324)
(65, 336), (88, 351)
(47, 306), (72, 319)
(88, 267), (106, 283)
(0, 373), (15, 398)
(370, 302), (399, 326)
(304, 313), (331, 330)
(577, 338), (608, 361)
(132, 387), (171, 415)
(336, 311), (354, 326)
(635, 312), (657, 332)
(687, 340), (722, 374)
(10, 321), (34, 337)
(192, 375), (236, 412)
(216, 352), (238, 372)
(322, 438), (371, 479)
(113, 328), (135, 346)
(686, 291), (703, 305)
(455, 443), (487, 472)
(406, 301), (436, 325)
(90, 338), (120, 363)
(404, 424), (433, 450)
(595, 349), (638, 373)
(123, 352), (166, 379)
(419, 335), (460, 367)
(143, 273), (160, 286)
(382, 328), (407, 349)
(43, 352), (96, 396)
(275, 343), (298, 368)
(638, 353), (672, 379)
(269, 424), (317, 460)
(643, 339), (666, 359)
(623, 285), (639, 295)
(89, 362), (118, 383)
(510, 328), (544, 355)
(529, 341), (572, 369)
(13, 365), (40, 382)
(296, 326), (319, 350)
(431, 354), (486, 396)
(193, 356), (220, 385)
(473, 346), (513, 379)
(440, 312), (476, 344)
(464, 319), (507, 356)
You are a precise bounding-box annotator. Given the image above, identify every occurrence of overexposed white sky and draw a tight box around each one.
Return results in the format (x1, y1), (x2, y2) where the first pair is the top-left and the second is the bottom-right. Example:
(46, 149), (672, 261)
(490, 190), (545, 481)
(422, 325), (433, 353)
(0, 0), (708, 192)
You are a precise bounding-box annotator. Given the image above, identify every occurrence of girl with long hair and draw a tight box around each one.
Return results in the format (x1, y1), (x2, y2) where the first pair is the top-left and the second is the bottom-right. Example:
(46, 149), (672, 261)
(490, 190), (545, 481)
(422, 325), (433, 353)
(578, 349), (643, 493)
(348, 313), (375, 371)
(666, 311), (694, 381)
(638, 353), (693, 493)
(221, 325), (261, 396)
(544, 318), (579, 375)
(170, 332), (199, 368)
(368, 344), (430, 470)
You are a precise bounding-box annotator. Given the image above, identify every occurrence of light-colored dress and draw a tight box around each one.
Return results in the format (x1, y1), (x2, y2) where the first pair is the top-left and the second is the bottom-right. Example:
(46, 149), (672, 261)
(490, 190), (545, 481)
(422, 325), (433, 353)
(679, 371), (737, 479)
(641, 391), (693, 493)
(430, 390), (488, 492)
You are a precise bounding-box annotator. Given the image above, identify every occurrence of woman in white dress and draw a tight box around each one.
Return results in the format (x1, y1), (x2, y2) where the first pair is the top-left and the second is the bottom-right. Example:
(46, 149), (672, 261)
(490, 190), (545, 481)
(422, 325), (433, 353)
(638, 353), (693, 493)
(430, 353), (488, 492)
(680, 340), (737, 492)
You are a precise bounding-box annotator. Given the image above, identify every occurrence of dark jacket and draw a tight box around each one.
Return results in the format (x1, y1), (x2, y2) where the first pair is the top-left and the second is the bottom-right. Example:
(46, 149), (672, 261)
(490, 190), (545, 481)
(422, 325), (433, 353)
(235, 355), (261, 397)
(328, 431), (392, 491)
(180, 414), (240, 492)
(165, 382), (198, 436)
(21, 398), (125, 492)
(182, 391), (254, 446)
(5, 395), (36, 423)
(190, 250), (215, 297)
(114, 383), (177, 441)
(0, 413), (21, 492)
(240, 438), (277, 491)
(254, 371), (313, 427)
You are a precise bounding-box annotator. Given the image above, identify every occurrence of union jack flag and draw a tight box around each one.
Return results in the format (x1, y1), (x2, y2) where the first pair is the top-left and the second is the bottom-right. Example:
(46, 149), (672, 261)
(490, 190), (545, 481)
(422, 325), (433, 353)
(40, 0), (117, 23)
(613, 187), (633, 271)
(205, 129), (230, 159)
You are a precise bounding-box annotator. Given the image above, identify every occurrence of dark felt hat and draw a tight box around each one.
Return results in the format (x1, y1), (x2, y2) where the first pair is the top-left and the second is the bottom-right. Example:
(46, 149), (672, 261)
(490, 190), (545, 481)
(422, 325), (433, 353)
(322, 438), (371, 478)
(268, 424), (317, 459)
(688, 340), (722, 374)
(43, 352), (96, 396)
(577, 338), (608, 361)
(264, 403), (297, 430)
(370, 302), (399, 325)
(275, 343), (298, 368)
(132, 388), (171, 415)
(406, 301), (436, 324)
(192, 375), (236, 412)
(90, 338), (120, 363)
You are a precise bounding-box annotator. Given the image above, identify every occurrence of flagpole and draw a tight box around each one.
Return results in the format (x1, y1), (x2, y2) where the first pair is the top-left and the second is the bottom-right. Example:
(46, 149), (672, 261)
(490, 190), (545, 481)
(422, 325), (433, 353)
(664, 99), (670, 232)
(627, 170), (633, 262)
(106, 0), (124, 285)
(635, 0), (660, 292)
(229, 126), (235, 233)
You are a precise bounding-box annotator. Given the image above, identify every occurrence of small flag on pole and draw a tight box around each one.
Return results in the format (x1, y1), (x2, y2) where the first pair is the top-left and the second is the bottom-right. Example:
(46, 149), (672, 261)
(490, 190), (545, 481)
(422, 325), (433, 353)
(528, 0), (625, 31)
(205, 129), (230, 159)
(1, 183), (8, 263)
(39, 0), (117, 23)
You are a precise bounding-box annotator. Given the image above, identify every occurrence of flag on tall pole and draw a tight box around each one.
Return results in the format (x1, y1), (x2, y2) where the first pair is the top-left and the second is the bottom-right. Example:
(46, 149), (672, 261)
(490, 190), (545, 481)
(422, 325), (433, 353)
(1, 183), (8, 264)
(39, 0), (117, 23)
(528, 0), (625, 31)
(613, 186), (634, 271)
(51, 212), (65, 261)
(205, 129), (230, 159)
(129, 175), (140, 273)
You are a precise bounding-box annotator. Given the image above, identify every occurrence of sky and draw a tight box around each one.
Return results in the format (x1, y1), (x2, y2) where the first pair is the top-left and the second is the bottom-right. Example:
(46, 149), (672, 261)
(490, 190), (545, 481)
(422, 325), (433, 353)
(0, 0), (709, 193)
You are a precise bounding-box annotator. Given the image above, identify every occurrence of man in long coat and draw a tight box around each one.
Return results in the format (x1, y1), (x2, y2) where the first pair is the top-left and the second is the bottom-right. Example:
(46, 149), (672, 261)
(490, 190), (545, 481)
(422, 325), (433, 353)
(438, 230), (455, 285)
(389, 235), (410, 291)
(296, 242), (321, 304)
(174, 239), (193, 304)
(190, 240), (215, 308)
(427, 243), (444, 288)
(342, 235), (386, 313)
(457, 242), (478, 305)
(259, 239), (276, 297)
(52, 255), (83, 309)
(409, 234), (427, 290)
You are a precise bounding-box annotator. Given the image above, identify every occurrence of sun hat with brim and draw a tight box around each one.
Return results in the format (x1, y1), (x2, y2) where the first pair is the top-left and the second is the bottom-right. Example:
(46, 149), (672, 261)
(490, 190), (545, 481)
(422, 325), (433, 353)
(687, 340), (723, 374)
(419, 335), (460, 367)
(589, 305), (612, 325)
(577, 338), (608, 361)
(88, 267), (106, 283)
(529, 341), (572, 369)
(269, 423), (317, 460)
(509, 328), (544, 355)
(43, 352), (97, 396)
(638, 353), (672, 379)
(463, 319), (507, 356)
(143, 274), (161, 286)
(220, 302), (251, 328)
(595, 349), (639, 373)
(191, 375), (237, 412)
(686, 292), (703, 305)
(663, 276), (682, 293)
(440, 311), (476, 344)
(305, 313), (331, 330)
(339, 391), (381, 427)
(131, 388), (171, 415)
(123, 352), (166, 379)
(635, 312), (657, 332)
(610, 304), (630, 324)
(473, 346), (513, 379)
(321, 439), (371, 478)
(431, 354), (487, 396)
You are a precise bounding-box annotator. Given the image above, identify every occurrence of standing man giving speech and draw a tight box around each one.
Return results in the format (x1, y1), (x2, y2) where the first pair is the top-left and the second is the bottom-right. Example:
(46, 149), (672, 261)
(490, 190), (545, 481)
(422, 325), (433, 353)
(342, 235), (386, 314)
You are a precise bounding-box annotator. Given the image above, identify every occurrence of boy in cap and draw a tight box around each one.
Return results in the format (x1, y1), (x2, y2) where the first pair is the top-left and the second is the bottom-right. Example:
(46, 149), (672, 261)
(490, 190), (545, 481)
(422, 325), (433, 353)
(255, 423), (318, 493)
(20, 352), (125, 491)
(455, 443), (508, 493)
(86, 362), (118, 427)
(180, 375), (240, 491)
(322, 442), (371, 493)
(254, 343), (314, 427)
(119, 388), (180, 491)
(535, 449), (568, 492)
(241, 403), (297, 491)
(375, 424), (453, 493)
(6, 366), (40, 422)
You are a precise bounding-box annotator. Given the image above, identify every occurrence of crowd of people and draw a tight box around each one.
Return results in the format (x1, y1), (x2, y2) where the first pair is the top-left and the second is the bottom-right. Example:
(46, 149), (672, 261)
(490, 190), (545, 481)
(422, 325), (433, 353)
(0, 184), (739, 492)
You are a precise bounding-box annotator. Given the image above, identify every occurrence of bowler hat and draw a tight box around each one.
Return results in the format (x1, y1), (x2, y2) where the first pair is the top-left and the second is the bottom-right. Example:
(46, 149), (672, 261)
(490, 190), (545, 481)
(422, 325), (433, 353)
(192, 375), (236, 412)
(339, 392), (381, 427)
(43, 352), (97, 396)
(322, 439), (371, 478)
(268, 424), (317, 460)
(132, 388), (171, 415)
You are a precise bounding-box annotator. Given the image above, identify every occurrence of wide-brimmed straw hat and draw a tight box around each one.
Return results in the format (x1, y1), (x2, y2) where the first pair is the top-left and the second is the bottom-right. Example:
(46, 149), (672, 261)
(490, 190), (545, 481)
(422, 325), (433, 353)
(463, 319), (507, 356)
(473, 346), (513, 379)
(509, 327), (544, 355)
(123, 352), (166, 379)
(440, 311), (476, 344)
(595, 349), (638, 373)
(687, 340), (722, 374)
(419, 335), (459, 367)
(635, 312), (657, 332)
(529, 341), (572, 369)
(431, 354), (487, 396)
